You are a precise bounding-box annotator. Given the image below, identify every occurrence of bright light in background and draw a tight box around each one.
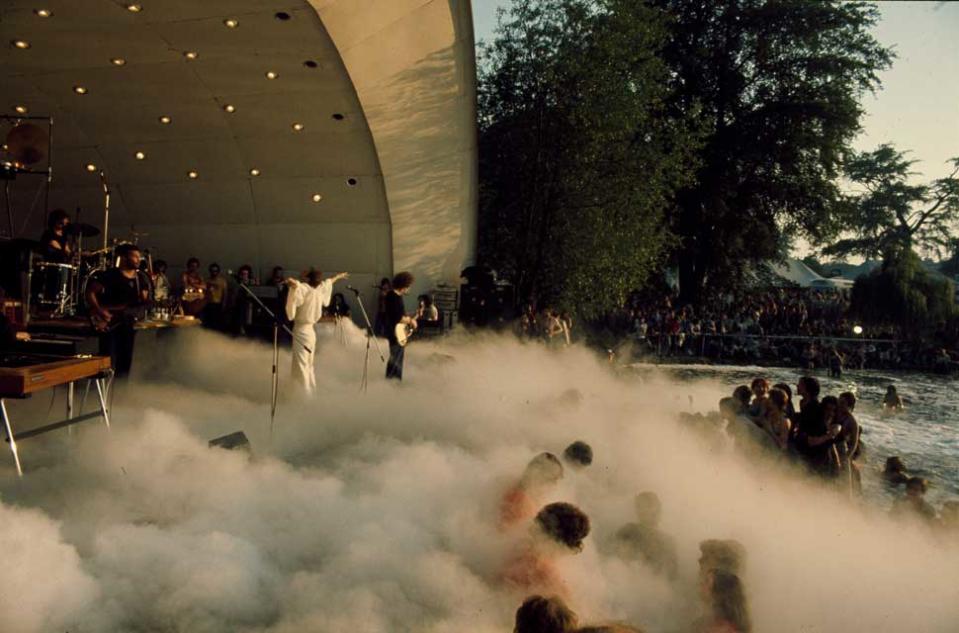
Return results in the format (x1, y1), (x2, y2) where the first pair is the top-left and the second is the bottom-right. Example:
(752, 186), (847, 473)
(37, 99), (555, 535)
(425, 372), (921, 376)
(853, 325), (864, 335)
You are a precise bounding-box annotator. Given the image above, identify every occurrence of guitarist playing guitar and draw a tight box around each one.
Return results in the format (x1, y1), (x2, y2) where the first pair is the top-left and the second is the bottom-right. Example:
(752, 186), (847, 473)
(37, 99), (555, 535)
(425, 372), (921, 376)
(85, 243), (152, 378)
(384, 271), (417, 381)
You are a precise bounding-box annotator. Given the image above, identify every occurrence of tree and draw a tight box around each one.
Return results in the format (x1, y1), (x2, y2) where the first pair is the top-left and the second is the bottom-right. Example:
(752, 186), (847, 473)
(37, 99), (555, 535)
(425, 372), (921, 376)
(477, 0), (697, 317)
(650, 0), (893, 302)
(824, 145), (959, 259)
(849, 247), (955, 336)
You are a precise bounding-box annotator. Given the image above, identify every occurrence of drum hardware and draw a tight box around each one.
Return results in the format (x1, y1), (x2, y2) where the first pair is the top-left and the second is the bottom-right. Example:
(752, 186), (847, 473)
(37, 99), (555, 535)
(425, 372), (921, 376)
(32, 261), (77, 316)
(64, 222), (100, 238)
(1, 116), (54, 239)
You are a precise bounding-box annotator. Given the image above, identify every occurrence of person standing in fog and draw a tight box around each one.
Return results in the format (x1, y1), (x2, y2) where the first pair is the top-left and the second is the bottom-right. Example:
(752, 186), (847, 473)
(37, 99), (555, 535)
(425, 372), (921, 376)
(384, 272), (416, 381)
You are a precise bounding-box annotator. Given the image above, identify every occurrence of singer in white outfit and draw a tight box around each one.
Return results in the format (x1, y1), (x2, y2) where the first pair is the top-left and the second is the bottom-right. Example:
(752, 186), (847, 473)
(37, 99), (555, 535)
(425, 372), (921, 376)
(285, 269), (349, 393)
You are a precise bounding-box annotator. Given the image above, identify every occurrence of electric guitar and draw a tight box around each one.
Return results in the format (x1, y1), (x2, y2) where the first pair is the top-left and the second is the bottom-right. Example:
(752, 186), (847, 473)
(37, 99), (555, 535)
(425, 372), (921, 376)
(90, 304), (146, 332)
(395, 322), (416, 347)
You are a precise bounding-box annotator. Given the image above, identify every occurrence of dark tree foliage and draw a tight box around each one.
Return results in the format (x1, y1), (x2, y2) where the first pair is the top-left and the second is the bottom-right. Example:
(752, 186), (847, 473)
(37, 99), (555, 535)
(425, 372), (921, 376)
(824, 145), (959, 259)
(652, 0), (893, 302)
(849, 247), (955, 336)
(477, 0), (696, 317)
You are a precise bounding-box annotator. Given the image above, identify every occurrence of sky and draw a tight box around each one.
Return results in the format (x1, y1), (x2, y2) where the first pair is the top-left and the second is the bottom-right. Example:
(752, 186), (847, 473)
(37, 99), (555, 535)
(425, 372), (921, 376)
(471, 0), (959, 182)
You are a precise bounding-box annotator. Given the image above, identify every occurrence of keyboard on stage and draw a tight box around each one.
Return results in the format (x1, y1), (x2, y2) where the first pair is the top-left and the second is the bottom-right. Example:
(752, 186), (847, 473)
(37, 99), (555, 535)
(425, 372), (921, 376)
(1, 353), (113, 477)
(0, 353), (111, 397)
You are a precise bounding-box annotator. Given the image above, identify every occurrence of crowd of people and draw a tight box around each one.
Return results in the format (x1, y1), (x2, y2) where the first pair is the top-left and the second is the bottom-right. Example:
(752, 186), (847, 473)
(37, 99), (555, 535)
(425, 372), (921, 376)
(499, 441), (752, 633)
(616, 288), (958, 372)
(499, 380), (957, 632)
(679, 375), (957, 529)
(144, 260), (445, 338)
(518, 303), (575, 346)
(499, 445), (753, 633)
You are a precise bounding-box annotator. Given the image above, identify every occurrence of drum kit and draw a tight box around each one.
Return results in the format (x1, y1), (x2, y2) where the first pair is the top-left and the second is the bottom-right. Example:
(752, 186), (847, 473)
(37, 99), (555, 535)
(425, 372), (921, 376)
(30, 230), (145, 318)
(2, 117), (163, 320)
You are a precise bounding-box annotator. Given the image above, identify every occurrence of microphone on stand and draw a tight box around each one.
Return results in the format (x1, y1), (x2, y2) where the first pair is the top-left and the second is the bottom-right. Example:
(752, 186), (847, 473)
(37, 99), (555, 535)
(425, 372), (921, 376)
(346, 285), (361, 295)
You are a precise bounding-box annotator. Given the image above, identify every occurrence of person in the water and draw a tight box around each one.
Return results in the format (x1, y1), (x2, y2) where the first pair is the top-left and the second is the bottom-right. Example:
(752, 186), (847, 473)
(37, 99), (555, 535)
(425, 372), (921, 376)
(747, 378), (769, 420)
(836, 392), (862, 494)
(761, 388), (791, 451)
(607, 491), (679, 580)
(695, 569), (752, 633)
(883, 456), (910, 485)
(732, 386), (752, 415)
(882, 385), (904, 412)
(562, 441), (593, 469)
(502, 502), (591, 599)
(698, 539), (746, 580)
(513, 595), (645, 633)
(501, 453), (565, 529)
(891, 477), (937, 522)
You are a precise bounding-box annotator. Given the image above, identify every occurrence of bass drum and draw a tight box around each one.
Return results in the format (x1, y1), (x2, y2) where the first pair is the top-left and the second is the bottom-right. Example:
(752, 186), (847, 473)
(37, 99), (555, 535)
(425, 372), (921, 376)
(32, 261), (76, 314)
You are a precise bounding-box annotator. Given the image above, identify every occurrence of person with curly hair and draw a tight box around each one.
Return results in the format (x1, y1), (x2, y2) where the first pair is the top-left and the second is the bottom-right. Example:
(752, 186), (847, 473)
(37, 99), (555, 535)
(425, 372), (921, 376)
(502, 503), (591, 598)
(384, 271), (416, 380)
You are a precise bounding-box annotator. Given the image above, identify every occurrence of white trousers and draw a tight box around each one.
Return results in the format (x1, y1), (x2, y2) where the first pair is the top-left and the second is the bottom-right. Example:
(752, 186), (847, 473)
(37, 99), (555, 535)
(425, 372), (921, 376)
(291, 322), (317, 394)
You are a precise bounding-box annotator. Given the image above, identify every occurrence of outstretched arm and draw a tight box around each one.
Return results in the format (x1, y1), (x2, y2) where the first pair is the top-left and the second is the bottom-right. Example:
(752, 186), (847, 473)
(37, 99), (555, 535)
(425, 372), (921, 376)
(330, 272), (349, 283)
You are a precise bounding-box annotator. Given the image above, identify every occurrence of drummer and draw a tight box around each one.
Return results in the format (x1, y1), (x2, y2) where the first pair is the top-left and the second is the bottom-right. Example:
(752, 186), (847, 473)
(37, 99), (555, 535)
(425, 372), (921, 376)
(40, 209), (73, 263)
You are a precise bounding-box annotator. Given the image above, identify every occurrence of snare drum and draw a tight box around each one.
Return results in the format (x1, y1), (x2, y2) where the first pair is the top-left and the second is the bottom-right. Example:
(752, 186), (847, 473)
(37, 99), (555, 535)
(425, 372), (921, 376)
(32, 261), (76, 313)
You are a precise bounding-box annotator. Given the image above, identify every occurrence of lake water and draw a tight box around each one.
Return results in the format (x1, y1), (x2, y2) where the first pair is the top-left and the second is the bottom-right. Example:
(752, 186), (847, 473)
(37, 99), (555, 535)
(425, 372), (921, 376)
(633, 363), (959, 508)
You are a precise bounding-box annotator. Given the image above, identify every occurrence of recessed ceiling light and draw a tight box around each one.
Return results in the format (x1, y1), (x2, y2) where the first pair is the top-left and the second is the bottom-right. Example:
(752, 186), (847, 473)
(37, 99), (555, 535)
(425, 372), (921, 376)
(265, 71), (278, 80)
(85, 163), (97, 172)
(303, 60), (318, 69)
(332, 113), (345, 121)
(111, 57), (126, 66)
(291, 122), (304, 132)
(73, 85), (88, 95)
(12, 40), (31, 50)
(187, 170), (198, 179)
(224, 18), (239, 28)
(125, 4), (142, 13)
(311, 193), (322, 203)
(347, 177), (358, 187)
(34, 9), (52, 18)
(249, 168), (260, 176)
(134, 151), (146, 160)
(275, 12), (292, 21)
(223, 104), (235, 113)
(183, 51), (198, 60)
(14, 105), (28, 114)
(158, 115), (172, 124)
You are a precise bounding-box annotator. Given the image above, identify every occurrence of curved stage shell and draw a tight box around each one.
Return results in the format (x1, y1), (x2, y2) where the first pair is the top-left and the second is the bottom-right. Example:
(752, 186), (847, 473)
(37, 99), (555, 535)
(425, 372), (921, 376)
(0, 0), (477, 306)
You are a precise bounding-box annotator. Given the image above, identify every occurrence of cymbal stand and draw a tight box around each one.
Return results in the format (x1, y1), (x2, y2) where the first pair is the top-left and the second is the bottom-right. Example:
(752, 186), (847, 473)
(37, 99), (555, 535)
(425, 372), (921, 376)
(235, 282), (307, 434)
(99, 171), (110, 269)
(347, 287), (385, 393)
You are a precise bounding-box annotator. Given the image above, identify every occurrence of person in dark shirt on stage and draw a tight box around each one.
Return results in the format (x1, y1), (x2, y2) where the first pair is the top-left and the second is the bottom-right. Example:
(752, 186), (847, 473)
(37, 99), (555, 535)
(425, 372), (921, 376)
(40, 209), (73, 263)
(85, 243), (151, 378)
(384, 272), (416, 381)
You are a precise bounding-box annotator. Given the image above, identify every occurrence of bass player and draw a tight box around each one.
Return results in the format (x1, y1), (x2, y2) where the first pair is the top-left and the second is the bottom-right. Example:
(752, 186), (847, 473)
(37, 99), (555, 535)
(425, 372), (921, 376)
(85, 243), (151, 378)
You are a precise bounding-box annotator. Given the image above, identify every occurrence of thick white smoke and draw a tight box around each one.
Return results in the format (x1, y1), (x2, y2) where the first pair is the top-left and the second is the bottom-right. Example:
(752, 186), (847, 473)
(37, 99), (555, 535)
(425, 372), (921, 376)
(0, 325), (956, 632)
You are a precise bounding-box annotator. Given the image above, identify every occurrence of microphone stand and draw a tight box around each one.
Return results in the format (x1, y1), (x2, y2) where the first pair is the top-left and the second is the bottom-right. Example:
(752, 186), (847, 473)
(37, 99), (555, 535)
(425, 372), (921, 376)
(347, 286), (385, 392)
(235, 282), (310, 434)
(99, 171), (110, 269)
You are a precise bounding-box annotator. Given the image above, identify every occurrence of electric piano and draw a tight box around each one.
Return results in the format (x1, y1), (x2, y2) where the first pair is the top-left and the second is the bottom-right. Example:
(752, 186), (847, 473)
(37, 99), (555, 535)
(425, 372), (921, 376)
(0, 353), (113, 477)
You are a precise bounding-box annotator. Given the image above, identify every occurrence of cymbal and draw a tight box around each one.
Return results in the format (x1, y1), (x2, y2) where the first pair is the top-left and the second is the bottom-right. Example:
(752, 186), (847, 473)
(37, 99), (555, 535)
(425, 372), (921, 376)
(65, 222), (100, 237)
(4, 123), (49, 166)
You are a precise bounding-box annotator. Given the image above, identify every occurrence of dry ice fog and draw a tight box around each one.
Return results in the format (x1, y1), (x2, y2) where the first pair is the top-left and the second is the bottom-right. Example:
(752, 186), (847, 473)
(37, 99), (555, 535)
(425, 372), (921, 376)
(1, 324), (957, 632)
